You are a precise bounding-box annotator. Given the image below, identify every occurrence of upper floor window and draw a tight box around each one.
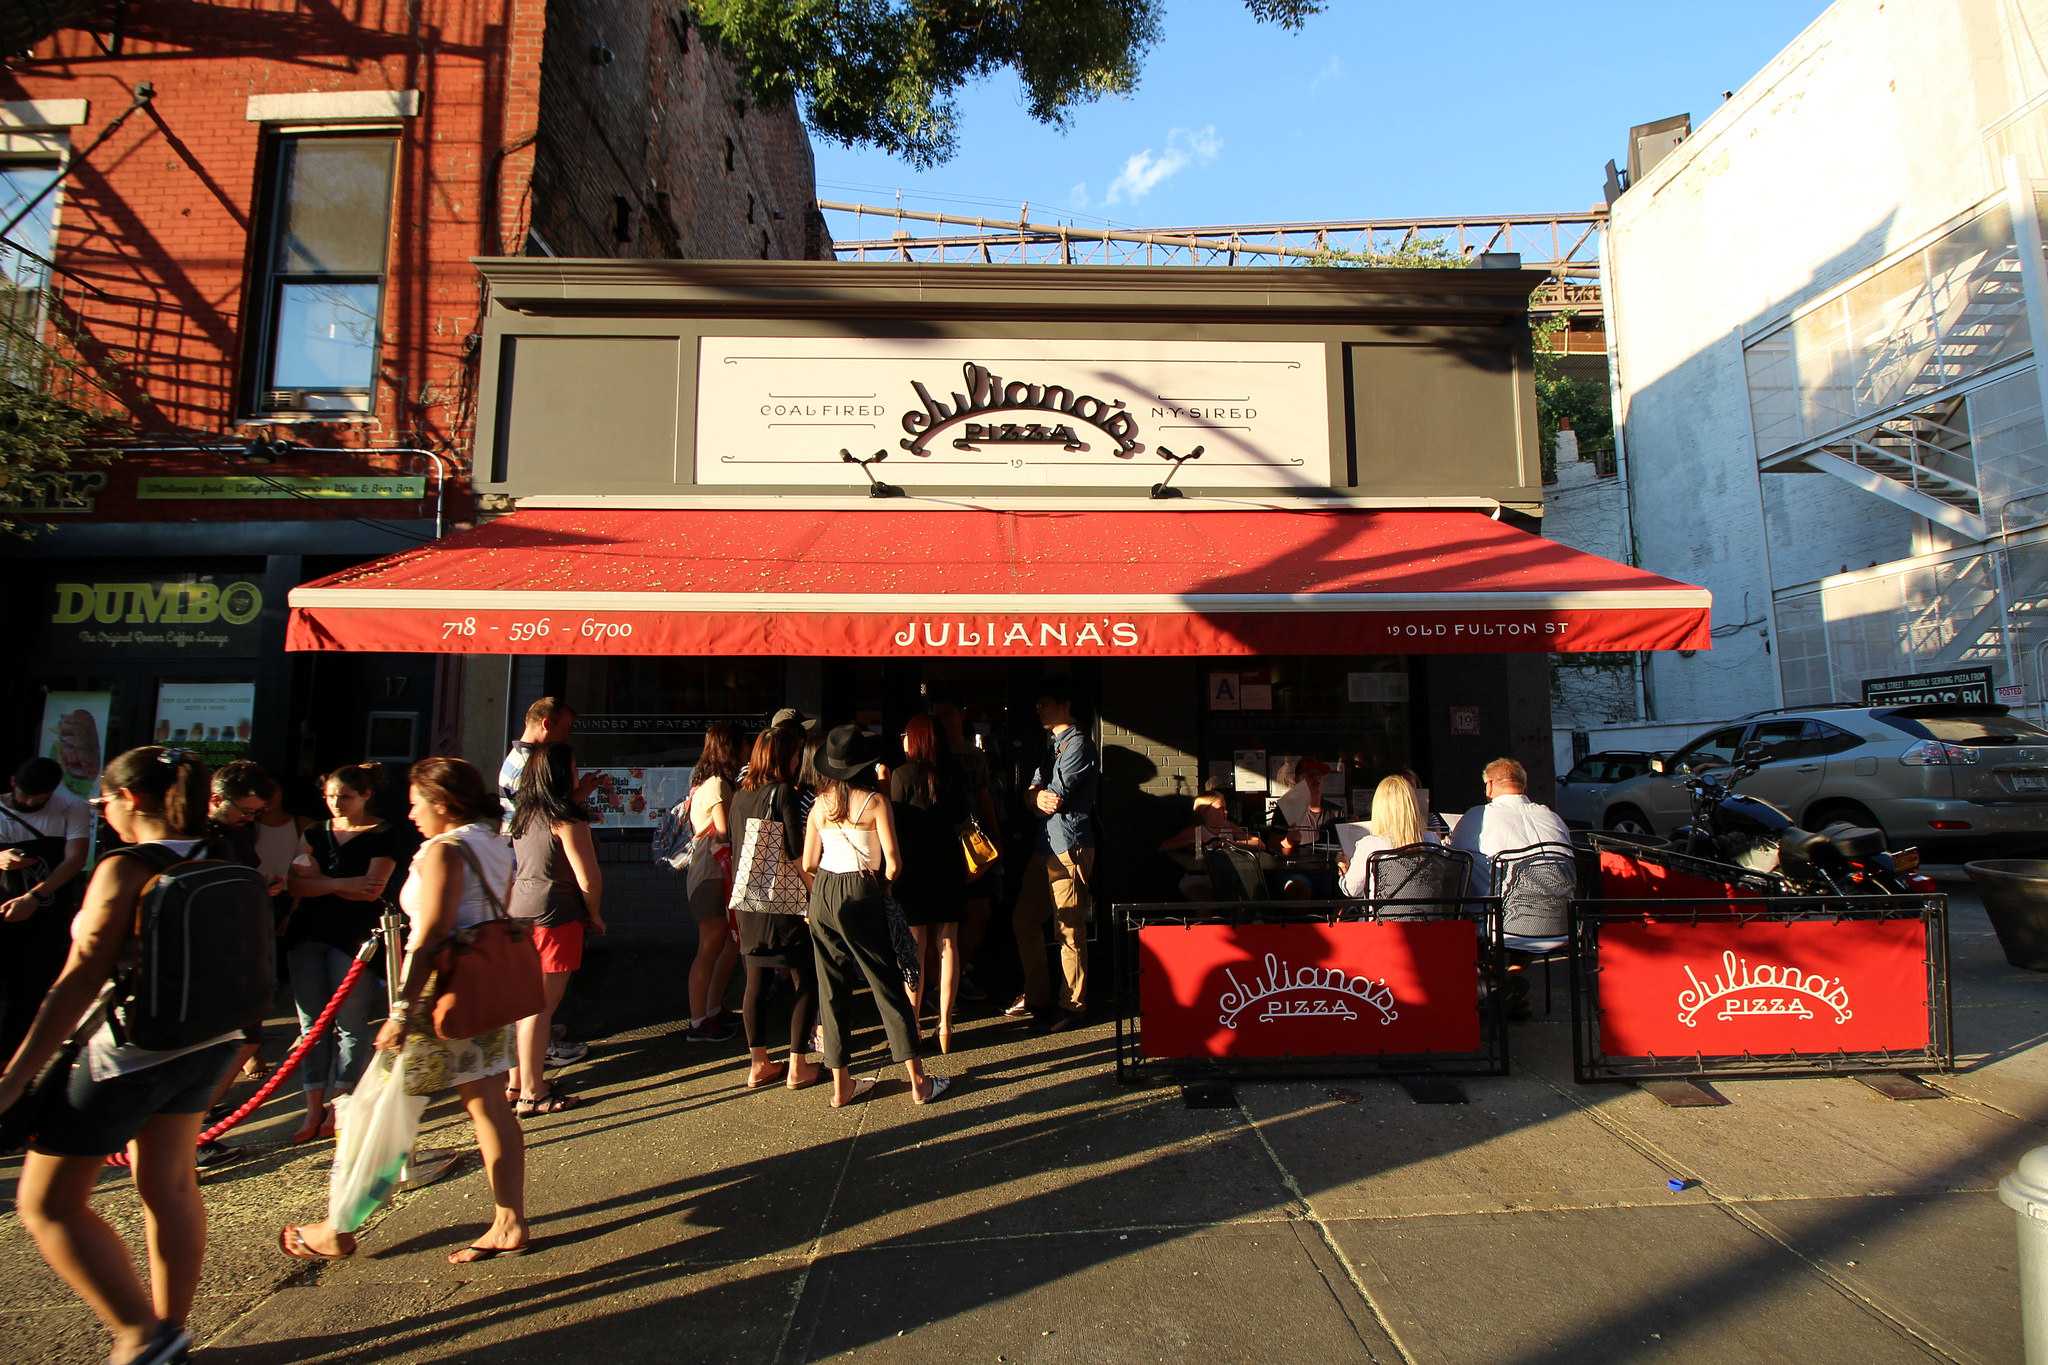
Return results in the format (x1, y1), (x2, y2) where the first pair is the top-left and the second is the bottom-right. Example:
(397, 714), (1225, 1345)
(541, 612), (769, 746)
(0, 161), (62, 378)
(247, 134), (396, 414)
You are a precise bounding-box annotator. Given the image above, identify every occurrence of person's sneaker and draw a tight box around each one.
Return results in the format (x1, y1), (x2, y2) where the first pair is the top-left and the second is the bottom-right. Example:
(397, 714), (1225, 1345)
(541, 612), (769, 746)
(1045, 1009), (1088, 1034)
(1002, 995), (1032, 1017)
(686, 1015), (739, 1043)
(546, 1040), (589, 1066)
(193, 1139), (243, 1170)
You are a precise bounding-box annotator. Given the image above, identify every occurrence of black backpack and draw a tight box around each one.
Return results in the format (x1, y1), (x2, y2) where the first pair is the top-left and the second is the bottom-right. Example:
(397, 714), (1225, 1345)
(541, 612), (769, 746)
(106, 843), (275, 1050)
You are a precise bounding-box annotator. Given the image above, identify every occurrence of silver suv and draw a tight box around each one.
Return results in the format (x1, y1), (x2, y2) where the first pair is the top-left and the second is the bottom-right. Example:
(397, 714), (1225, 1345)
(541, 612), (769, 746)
(1598, 704), (2048, 858)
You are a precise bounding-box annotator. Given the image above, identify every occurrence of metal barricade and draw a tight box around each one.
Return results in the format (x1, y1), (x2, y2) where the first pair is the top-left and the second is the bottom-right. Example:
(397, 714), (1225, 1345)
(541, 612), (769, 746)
(1569, 892), (1952, 1083)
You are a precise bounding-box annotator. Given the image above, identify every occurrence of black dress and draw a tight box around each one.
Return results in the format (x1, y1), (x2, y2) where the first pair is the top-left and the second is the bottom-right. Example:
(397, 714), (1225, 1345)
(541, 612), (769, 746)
(732, 781), (812, 968)
(888, 759), (968, 927)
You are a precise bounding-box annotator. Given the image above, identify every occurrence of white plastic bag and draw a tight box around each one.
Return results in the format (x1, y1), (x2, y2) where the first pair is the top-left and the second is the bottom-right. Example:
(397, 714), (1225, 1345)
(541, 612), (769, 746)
(326, 1050), (428, 1234)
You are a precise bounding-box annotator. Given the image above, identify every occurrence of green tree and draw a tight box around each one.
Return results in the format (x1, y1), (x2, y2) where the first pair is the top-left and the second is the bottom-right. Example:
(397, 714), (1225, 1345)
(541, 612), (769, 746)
(693, 0), (1325, 167)
(1531, 311), (1613, 485)
(0, 299), (120, 535)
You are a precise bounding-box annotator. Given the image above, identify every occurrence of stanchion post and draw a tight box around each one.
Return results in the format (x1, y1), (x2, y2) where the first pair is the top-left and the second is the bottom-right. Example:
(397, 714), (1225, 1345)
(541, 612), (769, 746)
(2002, 1148), (2048, 1362)
(380, 908), (406, 1013)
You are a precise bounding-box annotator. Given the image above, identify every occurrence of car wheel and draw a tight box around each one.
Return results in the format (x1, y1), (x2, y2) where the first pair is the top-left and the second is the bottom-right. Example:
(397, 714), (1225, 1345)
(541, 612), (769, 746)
(1605, 807), (1654, 837)
(1806, 800), (1883, 842)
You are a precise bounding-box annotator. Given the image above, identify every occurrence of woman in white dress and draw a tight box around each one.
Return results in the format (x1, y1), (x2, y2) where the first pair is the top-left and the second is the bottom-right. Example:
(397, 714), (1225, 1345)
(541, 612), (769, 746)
(280, 757), (530, 1265)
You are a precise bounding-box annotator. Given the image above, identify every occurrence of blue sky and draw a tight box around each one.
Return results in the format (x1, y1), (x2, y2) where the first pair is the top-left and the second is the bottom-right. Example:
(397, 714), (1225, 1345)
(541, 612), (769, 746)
(816, 1), (1830, 238)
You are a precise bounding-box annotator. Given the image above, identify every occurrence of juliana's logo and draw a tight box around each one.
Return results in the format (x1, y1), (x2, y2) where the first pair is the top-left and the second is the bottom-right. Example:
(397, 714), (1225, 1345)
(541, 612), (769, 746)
(1676, 950), (1853, 1027)
(892, 619), (1141, 649)
(900, 362), (1144, 459)
(1217, 953), (1399, 1030)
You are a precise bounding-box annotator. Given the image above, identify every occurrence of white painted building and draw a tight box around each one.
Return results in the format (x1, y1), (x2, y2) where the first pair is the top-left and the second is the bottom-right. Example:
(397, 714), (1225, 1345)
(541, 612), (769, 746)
(1558, 0), (2048, 776)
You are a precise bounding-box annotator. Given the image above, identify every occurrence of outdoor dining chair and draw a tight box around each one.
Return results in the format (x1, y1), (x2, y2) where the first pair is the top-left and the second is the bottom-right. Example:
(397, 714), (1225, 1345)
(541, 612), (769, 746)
(1490, 841), (1581, 1017)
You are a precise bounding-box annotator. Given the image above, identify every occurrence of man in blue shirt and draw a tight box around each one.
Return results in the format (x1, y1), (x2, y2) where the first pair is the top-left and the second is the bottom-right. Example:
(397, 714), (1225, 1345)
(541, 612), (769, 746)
(1007, 678), (1098, 1031)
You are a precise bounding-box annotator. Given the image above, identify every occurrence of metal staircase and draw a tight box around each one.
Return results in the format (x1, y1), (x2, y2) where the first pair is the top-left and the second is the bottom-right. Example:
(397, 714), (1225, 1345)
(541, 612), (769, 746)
(1765, 240), (2031, 538)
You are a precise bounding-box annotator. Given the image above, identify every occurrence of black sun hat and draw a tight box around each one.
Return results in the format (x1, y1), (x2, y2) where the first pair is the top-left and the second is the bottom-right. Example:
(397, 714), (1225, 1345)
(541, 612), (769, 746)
(814, 724), (884, 782)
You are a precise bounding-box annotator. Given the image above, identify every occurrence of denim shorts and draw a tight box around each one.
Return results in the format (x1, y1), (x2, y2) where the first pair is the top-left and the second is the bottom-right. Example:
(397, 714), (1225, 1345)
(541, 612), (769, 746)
(33, 1040), (241, 1157)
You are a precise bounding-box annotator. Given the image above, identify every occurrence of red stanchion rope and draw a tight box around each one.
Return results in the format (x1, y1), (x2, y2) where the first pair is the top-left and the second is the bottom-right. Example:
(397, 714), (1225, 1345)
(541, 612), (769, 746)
(106, 954), (375, 1169)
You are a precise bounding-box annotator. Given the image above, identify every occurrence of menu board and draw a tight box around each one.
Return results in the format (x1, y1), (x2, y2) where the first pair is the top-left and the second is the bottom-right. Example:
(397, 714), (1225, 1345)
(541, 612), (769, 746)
(154, 682), (255, 767)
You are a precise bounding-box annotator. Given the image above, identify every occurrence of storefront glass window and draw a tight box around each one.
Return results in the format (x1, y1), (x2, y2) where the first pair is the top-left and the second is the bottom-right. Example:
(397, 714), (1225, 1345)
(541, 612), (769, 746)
(563, 657), (784, 767)
(1199, 656), (1413, 829)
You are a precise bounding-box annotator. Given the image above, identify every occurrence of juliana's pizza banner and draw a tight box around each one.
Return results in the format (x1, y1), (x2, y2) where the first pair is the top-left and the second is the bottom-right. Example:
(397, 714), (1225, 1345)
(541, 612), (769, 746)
(1593, 918), (1931, 1058)
(1137, 921), (1482, 1060)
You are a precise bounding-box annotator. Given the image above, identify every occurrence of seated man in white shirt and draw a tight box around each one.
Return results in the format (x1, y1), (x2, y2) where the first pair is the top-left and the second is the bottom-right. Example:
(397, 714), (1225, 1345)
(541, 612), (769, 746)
(1449, 757), (1573, 897)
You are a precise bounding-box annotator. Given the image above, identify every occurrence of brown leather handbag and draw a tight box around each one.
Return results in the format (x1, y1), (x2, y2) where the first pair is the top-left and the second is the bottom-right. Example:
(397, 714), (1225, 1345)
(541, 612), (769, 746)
(425, 839), (544, 1040)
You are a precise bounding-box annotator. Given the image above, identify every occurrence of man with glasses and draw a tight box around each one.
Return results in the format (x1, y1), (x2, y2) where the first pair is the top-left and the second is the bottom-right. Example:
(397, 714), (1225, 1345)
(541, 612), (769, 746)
(0, 757), (94, 1062)
(1449, 757), (1572, 897)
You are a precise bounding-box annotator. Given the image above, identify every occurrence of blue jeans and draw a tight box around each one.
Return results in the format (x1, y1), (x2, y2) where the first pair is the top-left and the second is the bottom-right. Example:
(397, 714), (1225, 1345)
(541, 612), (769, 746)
(288, 940), (379, 1096)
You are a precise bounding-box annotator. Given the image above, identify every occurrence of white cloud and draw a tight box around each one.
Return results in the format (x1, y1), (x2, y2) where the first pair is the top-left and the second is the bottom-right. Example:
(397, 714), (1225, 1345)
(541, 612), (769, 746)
(1310, 55), (1344, 93)
(1103, 125), (1222, 206)
(1069, 181), (1090, 209)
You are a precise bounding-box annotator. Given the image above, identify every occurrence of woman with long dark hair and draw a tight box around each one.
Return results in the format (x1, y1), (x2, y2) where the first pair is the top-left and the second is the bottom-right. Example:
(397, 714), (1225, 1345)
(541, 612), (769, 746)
(804, 726), (948, 1107)
(684, 722), (741, 1042)
(283, 761), (402, 1143)
(889, 714), (970, 1052)
(0, 747), (241, 1365)
(507, 743), (605, 1115)
(281, 757), (529, 1264)
(732, 726), (820, 1089)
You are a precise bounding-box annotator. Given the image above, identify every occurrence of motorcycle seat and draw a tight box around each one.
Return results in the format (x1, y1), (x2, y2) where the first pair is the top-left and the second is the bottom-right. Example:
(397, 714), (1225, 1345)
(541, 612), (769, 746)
(1821, 822), (1886, 858)
(1777, 827), (1830, 868)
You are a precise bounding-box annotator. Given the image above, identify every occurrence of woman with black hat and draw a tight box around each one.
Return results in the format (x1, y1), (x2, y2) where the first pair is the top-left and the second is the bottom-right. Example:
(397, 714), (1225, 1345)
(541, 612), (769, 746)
(802, 725), (950, 1107)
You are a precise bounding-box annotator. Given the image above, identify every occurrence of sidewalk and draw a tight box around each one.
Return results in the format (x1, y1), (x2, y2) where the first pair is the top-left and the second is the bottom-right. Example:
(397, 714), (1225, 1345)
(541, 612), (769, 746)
(2, 881), (2038, 1363)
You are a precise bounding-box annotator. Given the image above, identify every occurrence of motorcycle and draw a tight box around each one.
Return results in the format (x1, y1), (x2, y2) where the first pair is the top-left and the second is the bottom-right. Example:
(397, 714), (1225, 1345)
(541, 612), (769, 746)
(1659, 741), (1936, 897)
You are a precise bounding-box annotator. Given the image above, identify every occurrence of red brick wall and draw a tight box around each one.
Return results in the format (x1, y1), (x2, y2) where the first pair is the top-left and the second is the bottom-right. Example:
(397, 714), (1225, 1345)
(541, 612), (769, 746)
(1, 0), (825, 522)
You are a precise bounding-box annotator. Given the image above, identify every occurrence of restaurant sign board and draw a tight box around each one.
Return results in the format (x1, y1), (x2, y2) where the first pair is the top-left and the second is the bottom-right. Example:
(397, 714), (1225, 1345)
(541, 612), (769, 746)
(694, 337), (1329, 490)
(1137, 921), (1481, 1059)
(46, 576), (266, 657)
(1861, 667), (1994, 707)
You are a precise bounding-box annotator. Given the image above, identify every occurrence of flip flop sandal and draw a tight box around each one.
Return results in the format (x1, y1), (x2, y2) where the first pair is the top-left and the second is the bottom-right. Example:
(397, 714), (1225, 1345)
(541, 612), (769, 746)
(448, 1241), (532, 1264)
(279, 1225), (355, 1261)
(745, 1062), (789, 1090)
(786, 1067), (823, 1091)
(831, 1075), (878, 1108)
(915, 1074), (953, 1106)
(515, 1091), (584, 1117)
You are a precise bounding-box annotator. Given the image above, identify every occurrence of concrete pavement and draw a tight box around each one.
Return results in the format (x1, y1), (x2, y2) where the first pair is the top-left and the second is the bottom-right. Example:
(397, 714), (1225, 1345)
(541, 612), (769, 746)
(1, 878), (2038, 1363)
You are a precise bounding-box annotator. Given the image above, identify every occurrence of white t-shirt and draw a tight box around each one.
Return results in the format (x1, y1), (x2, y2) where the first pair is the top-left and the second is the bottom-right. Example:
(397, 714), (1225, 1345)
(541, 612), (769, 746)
(689, 776), (732, 842)
(1449, 794), (1573, 896)
(0, 786), (92, 845)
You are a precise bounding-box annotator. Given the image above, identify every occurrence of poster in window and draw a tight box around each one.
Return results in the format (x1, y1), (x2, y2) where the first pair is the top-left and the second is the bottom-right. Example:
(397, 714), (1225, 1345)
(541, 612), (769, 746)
(154, 682), (256, 766)
(1232, 749), (1267, 795)
(38, 691), (111, 798)
(581, 767), (693, 828)
(1207, 673), (1241, 711)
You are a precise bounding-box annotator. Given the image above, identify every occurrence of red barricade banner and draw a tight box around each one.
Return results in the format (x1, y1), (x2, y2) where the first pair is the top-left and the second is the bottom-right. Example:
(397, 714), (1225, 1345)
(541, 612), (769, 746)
(1596, 918), (1930, 1057)
(1137, 921), (1480, 1060)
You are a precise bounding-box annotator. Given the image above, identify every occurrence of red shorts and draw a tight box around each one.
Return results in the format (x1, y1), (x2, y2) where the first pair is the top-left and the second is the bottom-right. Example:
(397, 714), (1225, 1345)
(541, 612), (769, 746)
(531, 921), (585, 974)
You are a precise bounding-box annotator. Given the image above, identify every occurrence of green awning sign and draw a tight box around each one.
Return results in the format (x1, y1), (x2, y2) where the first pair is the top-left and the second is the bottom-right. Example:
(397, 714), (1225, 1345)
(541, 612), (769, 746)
(136, 475), (426, 500)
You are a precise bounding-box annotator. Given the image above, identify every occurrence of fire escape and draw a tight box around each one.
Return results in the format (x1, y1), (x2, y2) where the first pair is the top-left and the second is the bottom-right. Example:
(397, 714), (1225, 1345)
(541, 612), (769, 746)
(1748, 200), (2039, 538)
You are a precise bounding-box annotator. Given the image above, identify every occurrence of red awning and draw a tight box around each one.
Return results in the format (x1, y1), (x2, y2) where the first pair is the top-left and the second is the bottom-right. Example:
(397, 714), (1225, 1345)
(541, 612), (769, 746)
(286, 507), (1711, 657)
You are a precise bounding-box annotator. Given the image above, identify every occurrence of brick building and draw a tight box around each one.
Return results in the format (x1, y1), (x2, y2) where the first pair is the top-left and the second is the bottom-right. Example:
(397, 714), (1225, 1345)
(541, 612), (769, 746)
(0, 1), (828, 793)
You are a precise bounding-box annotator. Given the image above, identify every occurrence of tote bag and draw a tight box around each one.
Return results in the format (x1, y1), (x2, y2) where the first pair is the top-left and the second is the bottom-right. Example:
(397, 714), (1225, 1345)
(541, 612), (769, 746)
(729, 813), (809, 915)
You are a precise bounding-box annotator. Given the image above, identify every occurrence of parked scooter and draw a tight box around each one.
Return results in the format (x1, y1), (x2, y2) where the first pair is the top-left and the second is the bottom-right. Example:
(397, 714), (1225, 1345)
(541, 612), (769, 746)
(1658, 742), (1935, 896)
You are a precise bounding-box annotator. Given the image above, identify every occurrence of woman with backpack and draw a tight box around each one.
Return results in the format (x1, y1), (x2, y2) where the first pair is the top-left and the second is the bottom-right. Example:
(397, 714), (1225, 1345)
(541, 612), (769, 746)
(506, 742), (604, 1116)
(283, 762), (402, 1143)
(683, 722), (740, 1043)
(731, 725), (819, 1090)
(0, 747), (253, 1365)
(280, 757), (529, 1265)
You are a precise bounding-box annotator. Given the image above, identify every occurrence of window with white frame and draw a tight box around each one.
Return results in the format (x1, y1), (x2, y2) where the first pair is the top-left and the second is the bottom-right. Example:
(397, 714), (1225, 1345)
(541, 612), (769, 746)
(0, 160), (62, 379)
(246, 133), (396, 413)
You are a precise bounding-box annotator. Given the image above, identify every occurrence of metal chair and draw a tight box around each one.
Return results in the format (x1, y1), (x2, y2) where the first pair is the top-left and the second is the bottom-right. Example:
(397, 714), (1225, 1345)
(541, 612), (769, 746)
(1490, 841), (1580, 1017)
(1203, 839), (1270, 902)
(1363, 843), (1474, 916)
